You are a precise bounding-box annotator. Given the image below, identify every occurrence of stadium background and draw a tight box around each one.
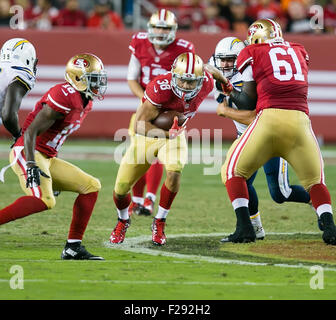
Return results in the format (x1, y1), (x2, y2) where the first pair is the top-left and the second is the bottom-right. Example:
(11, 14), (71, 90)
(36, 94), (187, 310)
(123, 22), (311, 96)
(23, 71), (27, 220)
(0, 0), (335, 141)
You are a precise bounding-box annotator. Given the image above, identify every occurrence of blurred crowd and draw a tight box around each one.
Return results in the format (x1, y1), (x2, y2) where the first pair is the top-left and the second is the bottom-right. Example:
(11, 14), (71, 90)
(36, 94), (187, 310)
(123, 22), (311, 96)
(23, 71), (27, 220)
(0, 0), (335, 34)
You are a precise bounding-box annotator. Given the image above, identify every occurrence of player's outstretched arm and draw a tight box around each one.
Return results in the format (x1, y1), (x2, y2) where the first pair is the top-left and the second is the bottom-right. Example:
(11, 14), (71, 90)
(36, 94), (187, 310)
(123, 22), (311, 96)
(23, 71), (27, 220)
(2, 80), (29, 140)
(217, 102), (256, 125)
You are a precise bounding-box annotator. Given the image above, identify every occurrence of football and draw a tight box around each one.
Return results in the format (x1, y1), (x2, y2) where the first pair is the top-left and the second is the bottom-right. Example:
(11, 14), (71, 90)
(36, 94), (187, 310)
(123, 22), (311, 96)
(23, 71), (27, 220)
(152, 110), (187, 131)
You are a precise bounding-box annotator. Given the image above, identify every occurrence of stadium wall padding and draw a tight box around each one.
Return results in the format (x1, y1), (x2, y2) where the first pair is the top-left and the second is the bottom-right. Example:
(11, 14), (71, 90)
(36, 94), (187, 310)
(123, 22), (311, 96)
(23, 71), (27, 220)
(0, 29), (335, 142)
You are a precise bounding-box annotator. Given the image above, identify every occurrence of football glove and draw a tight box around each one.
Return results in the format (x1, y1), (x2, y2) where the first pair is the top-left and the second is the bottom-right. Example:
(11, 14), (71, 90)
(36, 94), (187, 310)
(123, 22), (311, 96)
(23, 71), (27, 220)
(220, 80), (233, 96)
(169, 116), (187, 139)
(26, 165), (50, 188)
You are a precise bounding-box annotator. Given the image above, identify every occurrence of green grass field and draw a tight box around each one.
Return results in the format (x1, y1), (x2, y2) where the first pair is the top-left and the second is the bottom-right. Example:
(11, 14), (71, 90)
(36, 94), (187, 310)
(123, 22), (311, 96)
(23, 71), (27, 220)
(0, 139), (336, 301)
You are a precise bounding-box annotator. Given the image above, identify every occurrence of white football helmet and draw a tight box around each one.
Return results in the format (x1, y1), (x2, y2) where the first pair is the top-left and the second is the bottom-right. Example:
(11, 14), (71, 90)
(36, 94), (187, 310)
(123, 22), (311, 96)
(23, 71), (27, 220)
(147, 9), (177, 46)
(213, 37), (245, 78)
(0, 38), (37, 75)
(171, 53), (205, 101)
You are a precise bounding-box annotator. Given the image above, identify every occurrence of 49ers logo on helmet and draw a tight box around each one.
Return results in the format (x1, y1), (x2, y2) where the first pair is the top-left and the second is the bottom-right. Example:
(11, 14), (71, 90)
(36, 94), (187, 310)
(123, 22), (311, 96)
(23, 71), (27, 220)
(73, 58), (90, 68)
(248, 24), (262, 36)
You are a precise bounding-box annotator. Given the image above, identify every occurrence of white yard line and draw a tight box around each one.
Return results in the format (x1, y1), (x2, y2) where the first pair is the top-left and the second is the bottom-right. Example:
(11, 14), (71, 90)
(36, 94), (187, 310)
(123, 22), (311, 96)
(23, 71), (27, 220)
(0, 278), (327, 286)
(103, 232), (336, 272)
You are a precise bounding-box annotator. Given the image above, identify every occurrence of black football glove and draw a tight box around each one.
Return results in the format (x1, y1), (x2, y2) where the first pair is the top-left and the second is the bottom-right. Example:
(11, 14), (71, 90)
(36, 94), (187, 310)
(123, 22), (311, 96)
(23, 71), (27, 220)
(26, 166), (50, 188)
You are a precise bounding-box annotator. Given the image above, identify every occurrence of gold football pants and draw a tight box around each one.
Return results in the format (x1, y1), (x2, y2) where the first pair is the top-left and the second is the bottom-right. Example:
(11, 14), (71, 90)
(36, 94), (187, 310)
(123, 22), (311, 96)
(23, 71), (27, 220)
(10, 149), (101, 209)
(222, 108), (324, 190)
(114, 133), (187, 195)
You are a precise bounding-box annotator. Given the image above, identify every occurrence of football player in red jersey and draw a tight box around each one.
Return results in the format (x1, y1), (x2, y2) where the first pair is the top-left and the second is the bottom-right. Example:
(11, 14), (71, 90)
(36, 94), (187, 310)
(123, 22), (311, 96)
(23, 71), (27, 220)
(0, 53), (108, 259)
(218, 19), (336, 245)
(110, 52), (217, 246)
(127, 9), (195, 217)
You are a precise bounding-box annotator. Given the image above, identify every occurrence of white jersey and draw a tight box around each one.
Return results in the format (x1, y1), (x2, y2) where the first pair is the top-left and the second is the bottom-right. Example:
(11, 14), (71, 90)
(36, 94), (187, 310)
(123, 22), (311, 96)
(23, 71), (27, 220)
(0, 61), (36, 116)
(208, 55), (247, 137)
(214, 71), (247, 137)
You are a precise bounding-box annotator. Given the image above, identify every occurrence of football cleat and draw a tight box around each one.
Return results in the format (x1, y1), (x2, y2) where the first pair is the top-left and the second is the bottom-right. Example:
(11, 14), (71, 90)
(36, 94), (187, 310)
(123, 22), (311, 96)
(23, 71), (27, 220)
(152, 218), (166, 245)
(320, 213), (336, 245)
(220, 224), (256, 243)
(53, 190), (61, 197)
(61, 242), (104, 260)
(110, 218), (130, 244)
(138, 197), (154, 216)
(128, 202), (141, 217)
(253, 224), (265, 240)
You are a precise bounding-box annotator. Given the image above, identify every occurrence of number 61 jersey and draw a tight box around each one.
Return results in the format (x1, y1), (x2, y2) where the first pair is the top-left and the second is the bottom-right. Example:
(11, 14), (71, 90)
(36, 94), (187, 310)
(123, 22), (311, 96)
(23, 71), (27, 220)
(16, 82), (92, 157)
(236, 42), (309, 115)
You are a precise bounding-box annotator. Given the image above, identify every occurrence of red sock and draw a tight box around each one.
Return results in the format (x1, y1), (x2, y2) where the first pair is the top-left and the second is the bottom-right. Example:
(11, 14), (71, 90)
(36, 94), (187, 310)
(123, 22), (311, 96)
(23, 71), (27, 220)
(146, 161), (164, 195)
(132, 174), (146, 198)
(159, 183), (177, 210)
(113, 191), (131, 210)
(0, 196), (47, 225)
(310, 183), (331, 210)
(225, 176), (249, 203)
(68, 192), (98, 240)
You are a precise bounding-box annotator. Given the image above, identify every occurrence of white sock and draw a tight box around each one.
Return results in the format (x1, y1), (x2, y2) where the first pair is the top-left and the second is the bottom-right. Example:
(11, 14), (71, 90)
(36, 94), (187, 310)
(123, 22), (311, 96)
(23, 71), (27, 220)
(250, 212), (262, 226)
(145, 192), (156, 202)
(117, 207), (129, 220)
(155, 206), (169, 219)
(316, 204), (333, 217)
(67, 239), (81, 244)
(132, 196), (144, 205)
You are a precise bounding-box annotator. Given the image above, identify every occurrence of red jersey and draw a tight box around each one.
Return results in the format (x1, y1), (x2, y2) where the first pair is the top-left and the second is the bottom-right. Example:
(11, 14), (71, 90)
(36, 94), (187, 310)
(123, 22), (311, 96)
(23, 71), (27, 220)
(129, 32), (195, 89)
(237, 41), (309, 114)
(143, 71), (214, 120)
(17, 83), (92, 157)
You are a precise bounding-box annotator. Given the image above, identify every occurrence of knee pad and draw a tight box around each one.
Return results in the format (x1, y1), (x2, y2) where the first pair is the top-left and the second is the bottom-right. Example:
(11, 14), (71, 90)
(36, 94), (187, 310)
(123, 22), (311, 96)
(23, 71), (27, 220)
(114, 181), (132, 196)
(41, 195), (56, 210)
(84, 177), (101, 194)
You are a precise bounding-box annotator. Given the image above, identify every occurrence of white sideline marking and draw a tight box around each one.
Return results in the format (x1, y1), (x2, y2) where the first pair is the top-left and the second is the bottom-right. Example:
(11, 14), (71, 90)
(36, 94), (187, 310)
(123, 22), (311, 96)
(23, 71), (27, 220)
(104, 232), (336, 272)
(1, 278), (332, 286)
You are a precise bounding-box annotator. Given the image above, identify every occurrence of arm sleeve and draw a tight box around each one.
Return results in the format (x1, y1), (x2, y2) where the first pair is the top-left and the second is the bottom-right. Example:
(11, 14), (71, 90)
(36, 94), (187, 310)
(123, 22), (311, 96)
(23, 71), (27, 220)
(143, 77), (171, 107)
(127, 54), (141, 80)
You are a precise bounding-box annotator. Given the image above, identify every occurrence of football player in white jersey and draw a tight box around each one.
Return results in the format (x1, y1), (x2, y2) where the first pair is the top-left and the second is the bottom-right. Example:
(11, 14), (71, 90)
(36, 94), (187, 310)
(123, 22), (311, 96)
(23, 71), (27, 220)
(210, 37), (311, 242)
(0, 38), (37, 144)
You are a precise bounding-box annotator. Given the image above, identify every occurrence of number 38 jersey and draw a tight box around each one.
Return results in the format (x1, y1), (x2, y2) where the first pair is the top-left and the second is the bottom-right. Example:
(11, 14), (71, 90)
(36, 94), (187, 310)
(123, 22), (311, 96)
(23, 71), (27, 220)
(237, 42), (309, 115)
(129, 32), (195, 89)
(17, 83), (92, 157)
(143, 71), (214, 119)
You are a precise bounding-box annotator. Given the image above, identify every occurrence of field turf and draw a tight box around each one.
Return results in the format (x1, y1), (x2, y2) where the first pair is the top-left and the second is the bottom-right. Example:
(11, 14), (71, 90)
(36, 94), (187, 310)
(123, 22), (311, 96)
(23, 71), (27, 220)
(0, 139), (335, 302)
